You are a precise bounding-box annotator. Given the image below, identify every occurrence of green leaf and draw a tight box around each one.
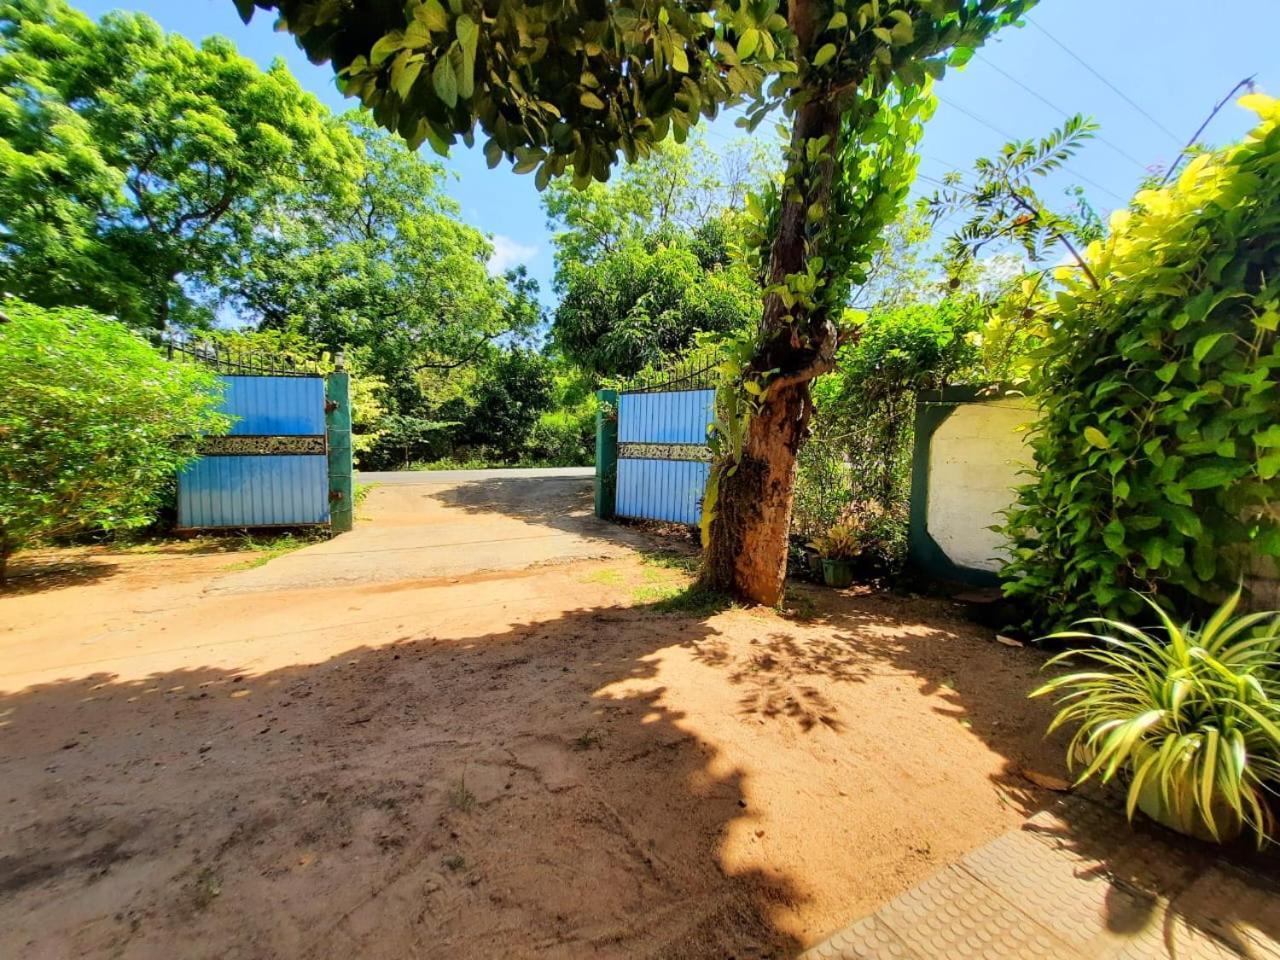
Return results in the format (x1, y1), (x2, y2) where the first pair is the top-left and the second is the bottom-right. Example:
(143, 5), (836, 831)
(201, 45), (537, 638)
(1182, 465), (1235, 490)
(813, 43), (837, 67)
(827, 12), (848, 30)
(579, 90), (606, 110)
(392, 56), (423, 100)
(370, 32), (406, 66)
(414, 0), (449, 32)
(1084, 426), (1111, 449)
(1192, 332), (1225, 364)
(672, 46), (689, 73)
(1103, 520), (1127, 554)
(432, 55), (458, 107)
(737, 29), (759, 59)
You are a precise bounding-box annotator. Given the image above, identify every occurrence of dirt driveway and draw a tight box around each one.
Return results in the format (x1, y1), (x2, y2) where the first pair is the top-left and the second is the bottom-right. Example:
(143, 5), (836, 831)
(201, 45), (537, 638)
(1, 470), (1069, 959)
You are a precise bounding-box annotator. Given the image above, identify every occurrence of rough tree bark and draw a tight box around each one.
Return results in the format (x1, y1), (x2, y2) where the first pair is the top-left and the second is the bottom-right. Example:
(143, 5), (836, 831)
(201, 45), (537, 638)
(701, 1), (844, 606)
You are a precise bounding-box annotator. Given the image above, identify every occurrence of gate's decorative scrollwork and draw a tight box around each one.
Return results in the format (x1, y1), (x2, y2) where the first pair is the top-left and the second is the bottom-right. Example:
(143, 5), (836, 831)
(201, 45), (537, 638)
(197, 434), (327, 456)
(617, 442), (712, 462)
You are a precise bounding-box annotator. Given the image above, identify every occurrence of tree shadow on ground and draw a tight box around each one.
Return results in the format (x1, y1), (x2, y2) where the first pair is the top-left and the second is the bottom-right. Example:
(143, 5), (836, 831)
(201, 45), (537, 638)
(429, 475), (676, 553)
(0, 603), (800, 960)
(0, 554), (121, 595)
(1016, 793), (1280, 957)
(770, 585), (1280, 957)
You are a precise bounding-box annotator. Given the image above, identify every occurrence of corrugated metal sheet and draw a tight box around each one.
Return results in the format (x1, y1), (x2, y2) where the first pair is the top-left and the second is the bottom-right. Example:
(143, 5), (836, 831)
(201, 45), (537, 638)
(615, 388), (714, 525)
(177, 455), (330, 528)
(617, 389), (715, 444)
(616, 459), (709, 525)
(221, 376), (326, 435)
(177, 374), (330, 529)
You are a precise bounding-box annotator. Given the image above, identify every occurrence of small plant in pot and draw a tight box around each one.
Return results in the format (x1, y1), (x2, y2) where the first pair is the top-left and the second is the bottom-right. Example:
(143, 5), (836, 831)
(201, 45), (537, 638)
(809, 522), (864, 589)
(1031, 589), (1280, 845)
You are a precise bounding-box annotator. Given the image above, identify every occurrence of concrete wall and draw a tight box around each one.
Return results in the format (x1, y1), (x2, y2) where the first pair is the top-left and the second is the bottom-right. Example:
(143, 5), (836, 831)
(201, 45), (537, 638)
(908, 390), (1034, 585)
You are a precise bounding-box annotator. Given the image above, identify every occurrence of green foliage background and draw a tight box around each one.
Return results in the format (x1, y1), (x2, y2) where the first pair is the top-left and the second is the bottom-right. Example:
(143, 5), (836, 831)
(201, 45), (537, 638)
(0, 299), (227, 574)
(1003, 96), (1280, 628)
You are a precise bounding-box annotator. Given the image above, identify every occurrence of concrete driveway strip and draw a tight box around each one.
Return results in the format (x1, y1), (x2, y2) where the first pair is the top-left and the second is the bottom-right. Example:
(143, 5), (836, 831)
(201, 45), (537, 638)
(207, 468), (647, 594)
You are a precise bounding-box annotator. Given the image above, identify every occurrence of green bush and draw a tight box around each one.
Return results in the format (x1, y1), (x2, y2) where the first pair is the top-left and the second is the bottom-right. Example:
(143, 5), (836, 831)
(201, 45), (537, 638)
(1004, 96), (1280, 628)
(0, 300), (227, 581)
(794, 299), (983, 552)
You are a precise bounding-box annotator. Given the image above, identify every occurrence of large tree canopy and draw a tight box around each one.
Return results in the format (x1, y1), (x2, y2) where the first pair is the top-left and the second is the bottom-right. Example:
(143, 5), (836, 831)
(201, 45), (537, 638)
(239, 0), (1034, 603)
(0, 0), (354, 328)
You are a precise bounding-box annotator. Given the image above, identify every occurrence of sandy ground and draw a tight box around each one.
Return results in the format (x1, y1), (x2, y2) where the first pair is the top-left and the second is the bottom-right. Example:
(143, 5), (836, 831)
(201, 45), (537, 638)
(1, 474), (1069, 959)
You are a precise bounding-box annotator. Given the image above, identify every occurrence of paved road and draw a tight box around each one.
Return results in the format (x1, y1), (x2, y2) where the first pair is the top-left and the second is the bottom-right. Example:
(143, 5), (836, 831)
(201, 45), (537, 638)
(357, 467), (594, 485)
(211, 467), (644, 593)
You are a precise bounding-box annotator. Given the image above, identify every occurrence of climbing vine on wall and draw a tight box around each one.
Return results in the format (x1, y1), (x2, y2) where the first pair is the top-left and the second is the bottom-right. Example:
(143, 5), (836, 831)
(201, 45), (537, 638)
(1003, 95), (1280, 628)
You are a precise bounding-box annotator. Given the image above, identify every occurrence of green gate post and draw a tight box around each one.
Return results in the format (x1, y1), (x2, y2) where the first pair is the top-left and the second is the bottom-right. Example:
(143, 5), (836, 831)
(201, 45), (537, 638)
(326, 363), (355, 534)
(595, 388), (618, 519)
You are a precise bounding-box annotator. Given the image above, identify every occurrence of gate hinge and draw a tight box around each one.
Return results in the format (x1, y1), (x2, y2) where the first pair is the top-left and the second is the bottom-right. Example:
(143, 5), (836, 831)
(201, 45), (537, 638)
(329, 489), (345, 502)
(325, 399), (339, 414)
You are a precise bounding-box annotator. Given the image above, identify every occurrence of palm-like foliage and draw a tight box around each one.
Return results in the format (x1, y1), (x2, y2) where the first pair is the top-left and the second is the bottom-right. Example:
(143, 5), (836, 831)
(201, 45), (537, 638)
(1032, 589), (1280, 843)
(927, 115), (1102, 279)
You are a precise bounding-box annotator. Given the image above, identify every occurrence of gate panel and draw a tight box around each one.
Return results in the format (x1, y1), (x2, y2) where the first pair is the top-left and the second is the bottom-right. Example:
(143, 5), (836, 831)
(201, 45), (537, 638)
(221, 376), (326, 435)
(615, 388), (714, 525)
(177, 374), (330, 529)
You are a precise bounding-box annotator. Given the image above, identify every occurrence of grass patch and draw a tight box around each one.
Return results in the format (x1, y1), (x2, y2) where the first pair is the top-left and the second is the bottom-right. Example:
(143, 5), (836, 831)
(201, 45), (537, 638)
(580, 567), (625, 587)
(636, 548), (700, 574)
(221, 532), (323, 571)
(646, 583), (735, 616)
(572, 729), (603, 751)
(447, 776), (476, 813)
(623, 549), (733, 615)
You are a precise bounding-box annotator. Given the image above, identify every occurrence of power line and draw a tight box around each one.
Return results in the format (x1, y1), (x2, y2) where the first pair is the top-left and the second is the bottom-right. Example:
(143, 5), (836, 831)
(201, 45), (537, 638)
(1159, 75), (1257, 186)
(934, 94), (1127, 204)
(976, 56), (1149, 169)
(1027, 17), (1183, 146)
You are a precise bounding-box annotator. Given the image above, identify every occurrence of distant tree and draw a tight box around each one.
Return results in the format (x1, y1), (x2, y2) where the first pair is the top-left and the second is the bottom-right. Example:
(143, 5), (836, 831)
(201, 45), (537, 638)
(0, 0), (353, 328)
(543, 136), (769, 285)
(553, 226), (757, 378)
(444, 348), (556, 462)
(0, 300), (227, 583)
(547, 136), (764, 378)
(237, 113), (539, 412)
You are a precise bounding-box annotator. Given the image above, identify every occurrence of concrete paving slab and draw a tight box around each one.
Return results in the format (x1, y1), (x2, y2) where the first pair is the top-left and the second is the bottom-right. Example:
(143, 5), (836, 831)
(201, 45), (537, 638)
(803, 796), (1280, 960)
(208, 469), (655, 594)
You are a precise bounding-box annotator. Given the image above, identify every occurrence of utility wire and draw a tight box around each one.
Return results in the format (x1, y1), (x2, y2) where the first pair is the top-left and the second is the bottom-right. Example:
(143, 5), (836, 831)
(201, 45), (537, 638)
(976, 56), (1149, 169)
(1027, 17), (1183, 145)
(1159, 75), (1257, 186)
(935, 94), (1127, 203)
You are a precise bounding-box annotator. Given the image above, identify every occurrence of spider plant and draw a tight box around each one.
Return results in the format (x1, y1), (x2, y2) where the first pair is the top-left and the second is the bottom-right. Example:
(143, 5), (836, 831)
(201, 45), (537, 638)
(1031, 588), (1280, 844)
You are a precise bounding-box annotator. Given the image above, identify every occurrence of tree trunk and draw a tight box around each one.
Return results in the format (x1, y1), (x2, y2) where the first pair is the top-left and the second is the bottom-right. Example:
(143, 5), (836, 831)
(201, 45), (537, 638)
(702, 86), (842, 606)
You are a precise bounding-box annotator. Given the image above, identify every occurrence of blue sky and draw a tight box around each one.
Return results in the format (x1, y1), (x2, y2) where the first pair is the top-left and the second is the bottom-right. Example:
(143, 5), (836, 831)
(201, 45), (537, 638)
(78, 0), (1280, 309)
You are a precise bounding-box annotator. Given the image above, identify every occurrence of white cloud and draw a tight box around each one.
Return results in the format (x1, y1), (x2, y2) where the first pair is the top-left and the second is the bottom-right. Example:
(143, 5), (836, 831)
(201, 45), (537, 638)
(488, 234), (538, 275)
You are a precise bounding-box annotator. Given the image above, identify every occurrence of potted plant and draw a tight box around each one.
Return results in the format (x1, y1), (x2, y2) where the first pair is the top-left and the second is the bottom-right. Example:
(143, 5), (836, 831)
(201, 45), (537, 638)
(1032, 589), (1280, 844)
(809, 522), (864, 589)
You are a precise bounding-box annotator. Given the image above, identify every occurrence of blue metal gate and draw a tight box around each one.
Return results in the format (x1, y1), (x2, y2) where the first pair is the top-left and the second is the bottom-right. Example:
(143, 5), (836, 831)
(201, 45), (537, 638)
(177, 373), (331, 529)
(615, 386), (715, 525)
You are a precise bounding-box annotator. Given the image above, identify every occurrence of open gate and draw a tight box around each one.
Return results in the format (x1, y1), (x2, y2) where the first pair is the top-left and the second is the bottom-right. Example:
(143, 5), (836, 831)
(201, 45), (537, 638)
(601, 363), (717, 526)
(171, 341), (350, 531)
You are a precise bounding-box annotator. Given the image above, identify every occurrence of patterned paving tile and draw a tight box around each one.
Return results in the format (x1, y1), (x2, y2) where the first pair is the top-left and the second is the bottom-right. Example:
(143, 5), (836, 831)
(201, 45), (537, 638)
(801, 798), (1279, 960)
(871, 863), (1082, 960)
(958, 826), (1167, 958)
